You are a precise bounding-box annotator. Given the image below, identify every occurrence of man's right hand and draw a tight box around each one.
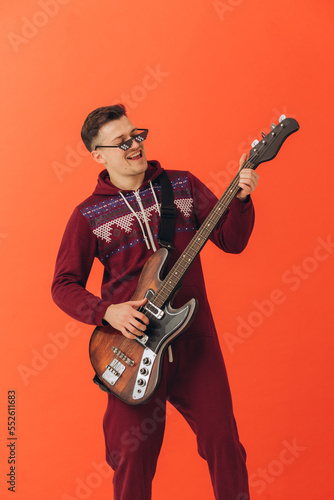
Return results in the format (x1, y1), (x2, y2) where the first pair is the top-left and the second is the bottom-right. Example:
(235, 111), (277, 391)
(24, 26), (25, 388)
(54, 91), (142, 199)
(103, 298), (149, 339)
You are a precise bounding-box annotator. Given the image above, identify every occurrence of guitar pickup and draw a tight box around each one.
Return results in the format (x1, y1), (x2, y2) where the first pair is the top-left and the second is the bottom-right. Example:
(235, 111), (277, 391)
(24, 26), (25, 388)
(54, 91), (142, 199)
(102, 359), (125, 386)
(111, 346), (135, 366)
(144, 301), (164, 319)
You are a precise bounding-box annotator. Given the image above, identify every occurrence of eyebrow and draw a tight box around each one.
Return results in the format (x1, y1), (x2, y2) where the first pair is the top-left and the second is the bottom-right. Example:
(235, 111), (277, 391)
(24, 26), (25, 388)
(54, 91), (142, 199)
(111, 127), (137, 142)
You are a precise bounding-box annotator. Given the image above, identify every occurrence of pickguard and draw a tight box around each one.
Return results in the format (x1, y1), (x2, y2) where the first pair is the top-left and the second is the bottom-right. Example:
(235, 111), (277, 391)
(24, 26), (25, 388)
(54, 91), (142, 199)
(140, 289), (191, 353)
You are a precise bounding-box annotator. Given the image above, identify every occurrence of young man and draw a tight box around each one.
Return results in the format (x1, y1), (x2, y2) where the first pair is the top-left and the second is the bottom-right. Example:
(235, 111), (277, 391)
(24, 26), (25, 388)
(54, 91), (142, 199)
(52, 104), (259, 500)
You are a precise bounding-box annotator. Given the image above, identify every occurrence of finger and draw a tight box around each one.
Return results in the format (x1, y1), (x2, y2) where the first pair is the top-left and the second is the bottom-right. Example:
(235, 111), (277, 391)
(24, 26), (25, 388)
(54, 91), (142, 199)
(127, 298), (148, 308)
(239, 173), (258, 188)
(130, 317), (148, 332)
(239, 179), (255, 190)
(239, 169), (258, 180)
(238, 183), (251, 193)
(239, 178), (255, 189)
(239, 153), (247, 170)
(238, 180), (258, 196)
(122, 322), (143, 337)
(121, 328), (140, 340)
(242, 170), (259, 178)
(133, 309), (150, 325)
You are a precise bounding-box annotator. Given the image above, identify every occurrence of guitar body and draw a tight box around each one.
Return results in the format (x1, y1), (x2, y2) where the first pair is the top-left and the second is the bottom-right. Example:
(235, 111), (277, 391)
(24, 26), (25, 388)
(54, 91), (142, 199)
(89, 248), (197, 405)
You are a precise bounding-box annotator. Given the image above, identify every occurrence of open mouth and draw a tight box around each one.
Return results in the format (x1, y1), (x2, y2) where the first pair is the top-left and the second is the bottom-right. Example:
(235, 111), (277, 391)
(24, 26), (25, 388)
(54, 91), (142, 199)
(127, 150), (143, 161)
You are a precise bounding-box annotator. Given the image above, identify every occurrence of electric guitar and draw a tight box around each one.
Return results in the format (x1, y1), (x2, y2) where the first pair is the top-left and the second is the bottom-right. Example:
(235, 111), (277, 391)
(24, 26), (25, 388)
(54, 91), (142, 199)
(89, 115), (299, 405)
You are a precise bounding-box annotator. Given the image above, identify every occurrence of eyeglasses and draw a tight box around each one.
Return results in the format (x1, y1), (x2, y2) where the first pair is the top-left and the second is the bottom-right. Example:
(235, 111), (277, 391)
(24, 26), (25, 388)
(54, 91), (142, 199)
(94, 129), (149, 151)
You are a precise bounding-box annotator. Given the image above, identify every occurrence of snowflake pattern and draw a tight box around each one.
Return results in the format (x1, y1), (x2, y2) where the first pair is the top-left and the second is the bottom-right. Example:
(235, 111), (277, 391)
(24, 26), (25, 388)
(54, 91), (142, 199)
(175, 198), (193, 218)
(93, 204), (159, 243)
(81, 173), (195, 245)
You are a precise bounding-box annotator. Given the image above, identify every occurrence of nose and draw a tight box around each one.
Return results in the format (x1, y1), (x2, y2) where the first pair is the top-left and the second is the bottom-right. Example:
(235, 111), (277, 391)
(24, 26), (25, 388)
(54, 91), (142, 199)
(128, 137), (141, 151)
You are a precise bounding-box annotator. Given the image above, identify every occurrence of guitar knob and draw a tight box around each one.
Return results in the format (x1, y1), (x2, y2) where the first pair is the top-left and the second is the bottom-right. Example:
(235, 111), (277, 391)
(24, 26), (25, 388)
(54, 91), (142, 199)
(137, 379), (146, 387)
(140, 368), (148, 375)
(143, 357), (151, 366)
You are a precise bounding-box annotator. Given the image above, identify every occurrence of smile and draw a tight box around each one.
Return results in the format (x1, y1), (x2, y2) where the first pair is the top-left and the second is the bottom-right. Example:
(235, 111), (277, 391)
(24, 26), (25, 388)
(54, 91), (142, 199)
(127, 150), (143, 160)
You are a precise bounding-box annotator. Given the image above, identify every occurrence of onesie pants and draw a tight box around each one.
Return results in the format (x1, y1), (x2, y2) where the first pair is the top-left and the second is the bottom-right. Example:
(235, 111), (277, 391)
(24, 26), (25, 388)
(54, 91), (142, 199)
(103, 332), (249, 500)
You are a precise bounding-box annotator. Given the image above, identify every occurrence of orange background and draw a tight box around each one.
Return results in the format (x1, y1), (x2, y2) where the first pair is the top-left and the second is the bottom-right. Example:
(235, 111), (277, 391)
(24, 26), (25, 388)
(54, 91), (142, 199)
(1, 0), (333, 499)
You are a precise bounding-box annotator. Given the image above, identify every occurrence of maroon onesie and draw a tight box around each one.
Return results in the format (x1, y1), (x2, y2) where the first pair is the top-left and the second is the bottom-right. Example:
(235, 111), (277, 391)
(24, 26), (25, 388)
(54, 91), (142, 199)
(52, 160), (254, 500)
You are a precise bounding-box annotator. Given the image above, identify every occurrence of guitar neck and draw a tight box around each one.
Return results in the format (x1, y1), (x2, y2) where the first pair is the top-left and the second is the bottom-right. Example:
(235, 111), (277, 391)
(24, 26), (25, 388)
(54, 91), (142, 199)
(152, 160), (256, 308)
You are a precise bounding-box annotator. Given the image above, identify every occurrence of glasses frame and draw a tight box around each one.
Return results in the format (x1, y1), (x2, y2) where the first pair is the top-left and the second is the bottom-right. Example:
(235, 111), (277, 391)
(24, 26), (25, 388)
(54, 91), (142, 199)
(94, 129), (149, 151)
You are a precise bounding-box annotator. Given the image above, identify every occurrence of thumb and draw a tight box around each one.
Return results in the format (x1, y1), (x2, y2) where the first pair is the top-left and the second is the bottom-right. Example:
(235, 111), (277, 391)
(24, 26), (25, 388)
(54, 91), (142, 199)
(239, 153), (247, 171)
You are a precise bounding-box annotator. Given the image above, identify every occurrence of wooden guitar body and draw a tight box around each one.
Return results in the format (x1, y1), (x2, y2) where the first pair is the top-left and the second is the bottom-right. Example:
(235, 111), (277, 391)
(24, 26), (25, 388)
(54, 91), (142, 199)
(89, 248), (197, 405)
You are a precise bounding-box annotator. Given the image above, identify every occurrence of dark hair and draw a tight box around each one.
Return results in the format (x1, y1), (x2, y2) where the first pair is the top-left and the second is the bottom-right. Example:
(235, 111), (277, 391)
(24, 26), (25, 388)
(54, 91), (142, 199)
(81, 104), (127, 152)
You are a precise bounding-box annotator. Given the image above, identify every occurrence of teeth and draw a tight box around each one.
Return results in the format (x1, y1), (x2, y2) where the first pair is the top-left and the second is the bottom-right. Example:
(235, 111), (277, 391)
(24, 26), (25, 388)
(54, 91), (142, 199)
(128, 152), (141, 159)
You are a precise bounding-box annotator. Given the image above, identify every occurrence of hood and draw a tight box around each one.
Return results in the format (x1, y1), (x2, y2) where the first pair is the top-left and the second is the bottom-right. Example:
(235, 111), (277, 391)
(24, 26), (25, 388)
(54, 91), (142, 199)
(92, 160), (164, 196)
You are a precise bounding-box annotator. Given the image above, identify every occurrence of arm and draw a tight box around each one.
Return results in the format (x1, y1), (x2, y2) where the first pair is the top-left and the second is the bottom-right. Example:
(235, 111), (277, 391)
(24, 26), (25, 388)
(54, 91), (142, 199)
(51, 208), (112, 325)
(52, 208), (149, 334)
(187, 154), (259, 253)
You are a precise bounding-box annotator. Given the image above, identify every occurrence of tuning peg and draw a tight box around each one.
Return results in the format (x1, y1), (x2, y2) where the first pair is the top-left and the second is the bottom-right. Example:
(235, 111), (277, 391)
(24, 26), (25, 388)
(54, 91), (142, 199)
(251, 139), (259, 148)
(279, 114), (286, 123)
(261, 131), (266, 138)
(270, 123), (276, 130)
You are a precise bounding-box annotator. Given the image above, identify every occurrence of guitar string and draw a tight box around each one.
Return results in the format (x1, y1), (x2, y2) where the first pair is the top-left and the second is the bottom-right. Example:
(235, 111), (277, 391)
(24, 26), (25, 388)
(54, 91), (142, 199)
(102, 125), (285, 378)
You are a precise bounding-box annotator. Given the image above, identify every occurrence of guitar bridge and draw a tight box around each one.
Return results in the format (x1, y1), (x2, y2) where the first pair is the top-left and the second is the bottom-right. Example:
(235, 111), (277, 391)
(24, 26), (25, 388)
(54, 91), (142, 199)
(102, 359), (125, 386)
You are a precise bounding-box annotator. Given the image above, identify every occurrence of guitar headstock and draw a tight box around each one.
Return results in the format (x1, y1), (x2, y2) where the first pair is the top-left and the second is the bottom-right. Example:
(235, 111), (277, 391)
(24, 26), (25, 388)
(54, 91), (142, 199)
(248, 115), (300, 168)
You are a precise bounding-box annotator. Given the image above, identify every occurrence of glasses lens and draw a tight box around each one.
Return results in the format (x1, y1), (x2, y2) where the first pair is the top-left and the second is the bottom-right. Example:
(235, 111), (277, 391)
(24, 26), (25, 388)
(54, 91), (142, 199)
(135, 130), (148, 143)
(118, 130), (148, 150)
(119, 138), (132, 151)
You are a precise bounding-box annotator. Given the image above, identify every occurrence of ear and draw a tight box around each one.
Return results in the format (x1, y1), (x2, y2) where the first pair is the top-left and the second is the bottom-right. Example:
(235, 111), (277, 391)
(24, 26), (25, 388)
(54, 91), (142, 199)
(91, 149), (106, 165)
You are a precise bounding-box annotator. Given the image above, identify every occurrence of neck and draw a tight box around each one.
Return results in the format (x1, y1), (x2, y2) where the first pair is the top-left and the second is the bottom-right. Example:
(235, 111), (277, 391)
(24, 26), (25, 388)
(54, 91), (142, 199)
(106, 171), (145, 191)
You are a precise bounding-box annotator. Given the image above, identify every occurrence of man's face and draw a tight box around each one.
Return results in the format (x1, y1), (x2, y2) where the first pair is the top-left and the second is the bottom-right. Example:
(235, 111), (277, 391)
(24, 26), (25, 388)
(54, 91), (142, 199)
(92, 115), (148, 188)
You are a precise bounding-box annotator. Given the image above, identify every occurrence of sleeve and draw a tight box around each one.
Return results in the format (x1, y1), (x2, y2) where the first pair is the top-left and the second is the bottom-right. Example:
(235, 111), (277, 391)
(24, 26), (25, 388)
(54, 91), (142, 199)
(51, 208), (112, 325)
(186, 170), (255, 254)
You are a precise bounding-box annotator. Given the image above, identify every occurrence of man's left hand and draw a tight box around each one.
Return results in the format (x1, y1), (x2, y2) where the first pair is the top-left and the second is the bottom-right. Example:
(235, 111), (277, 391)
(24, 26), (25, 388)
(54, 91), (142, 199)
(236, 153), (259, 201)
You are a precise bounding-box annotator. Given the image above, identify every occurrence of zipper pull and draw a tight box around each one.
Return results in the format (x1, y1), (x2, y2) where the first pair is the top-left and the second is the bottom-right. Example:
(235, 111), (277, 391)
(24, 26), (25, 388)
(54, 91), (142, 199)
(168, 345), (173, 363)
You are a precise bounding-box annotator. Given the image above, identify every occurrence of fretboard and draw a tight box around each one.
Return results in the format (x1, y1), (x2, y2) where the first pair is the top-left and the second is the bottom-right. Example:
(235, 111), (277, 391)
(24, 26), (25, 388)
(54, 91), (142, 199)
(152, 161), (255, 308)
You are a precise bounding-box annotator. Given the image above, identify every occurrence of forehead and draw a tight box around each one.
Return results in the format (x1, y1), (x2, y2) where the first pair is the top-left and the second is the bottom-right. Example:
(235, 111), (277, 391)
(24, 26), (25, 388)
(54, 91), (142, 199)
(98, 115), (135, 142)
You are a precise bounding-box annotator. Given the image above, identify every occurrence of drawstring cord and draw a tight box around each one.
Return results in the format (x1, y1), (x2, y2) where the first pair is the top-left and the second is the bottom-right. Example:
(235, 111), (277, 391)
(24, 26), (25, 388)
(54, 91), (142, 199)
(134, 191), (157, 252)
(149, 180), (161, 216)
(119, 183), (161, 253)
(118, 191), (151, 250)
